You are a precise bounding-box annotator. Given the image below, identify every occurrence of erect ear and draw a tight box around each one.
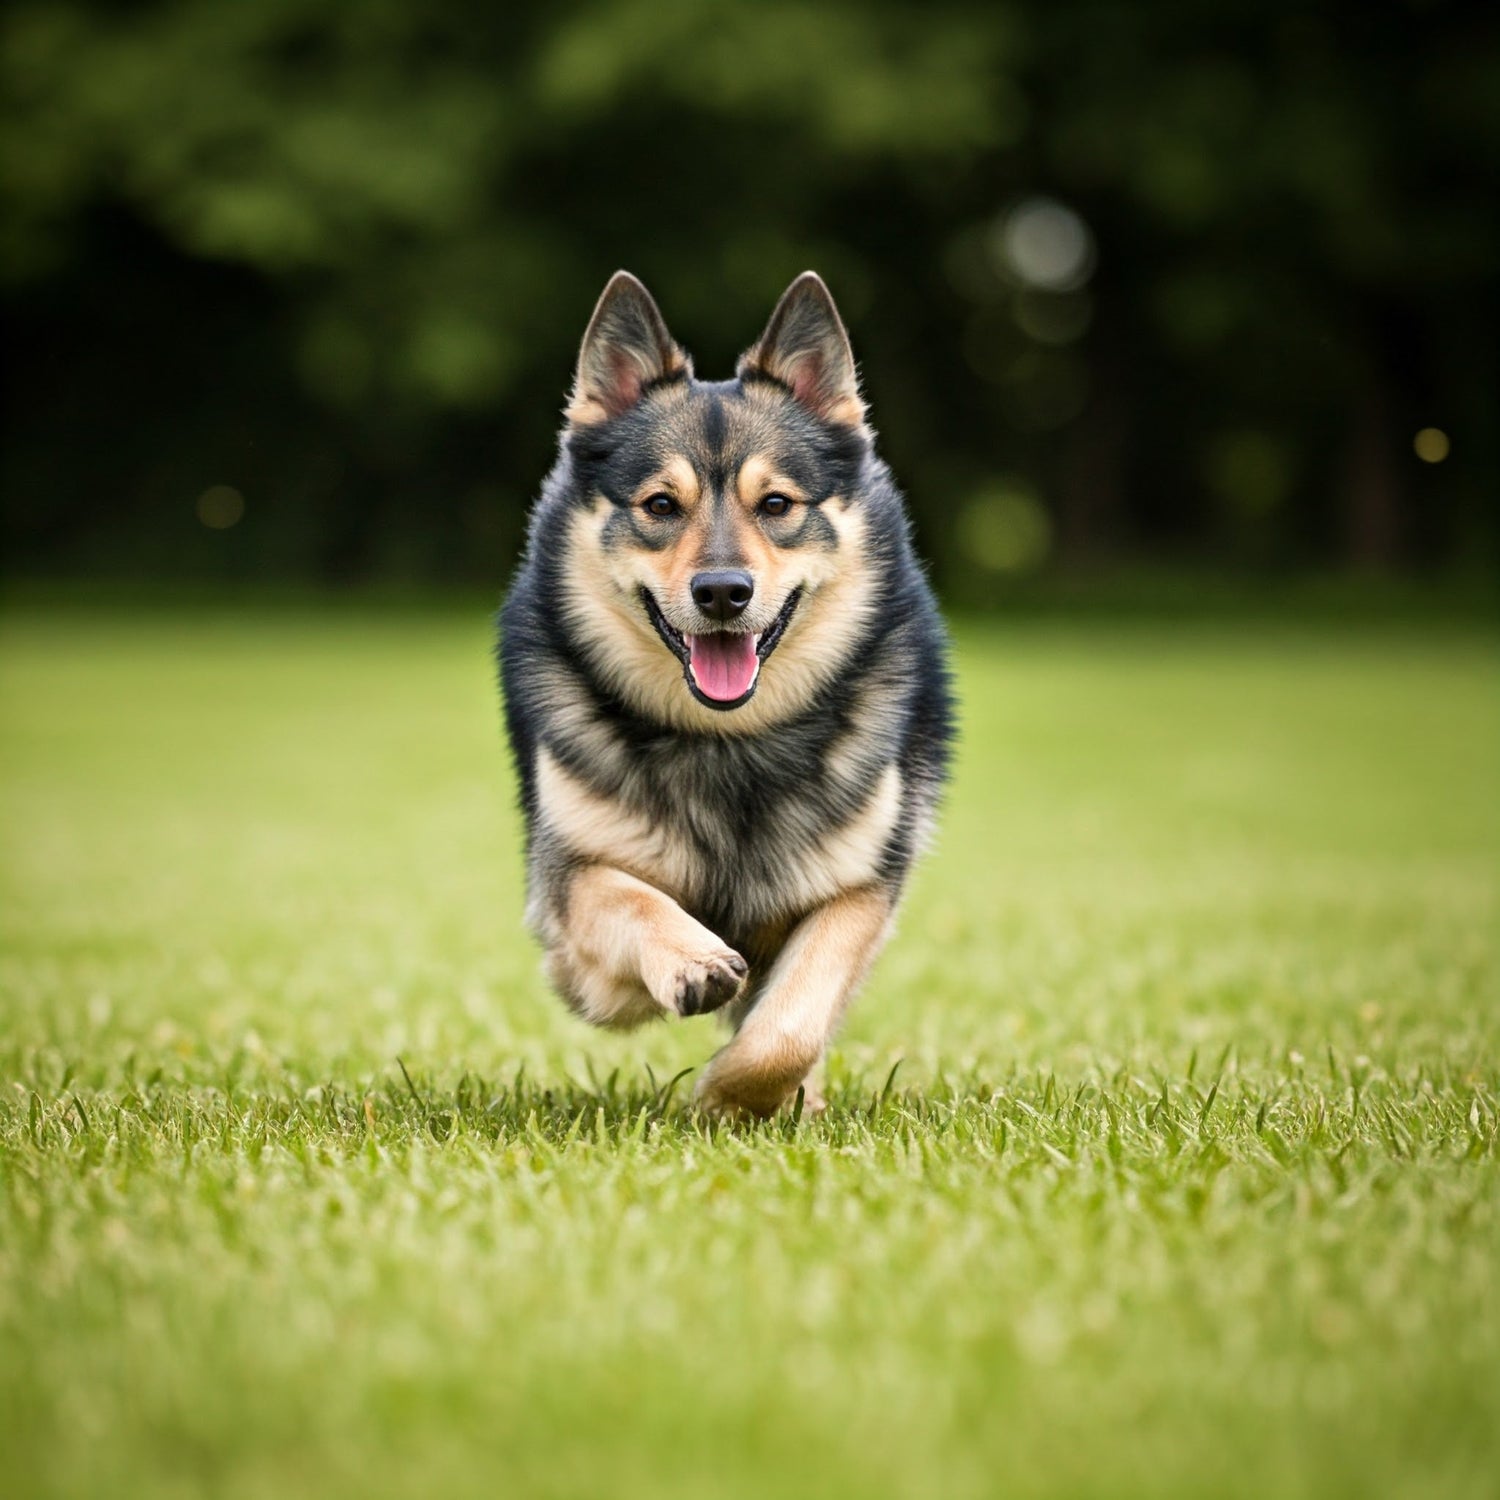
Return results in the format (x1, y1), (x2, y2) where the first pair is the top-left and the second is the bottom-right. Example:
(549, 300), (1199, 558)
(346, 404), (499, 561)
(737, 271), (865, 426)
(567, 271), (689, 425)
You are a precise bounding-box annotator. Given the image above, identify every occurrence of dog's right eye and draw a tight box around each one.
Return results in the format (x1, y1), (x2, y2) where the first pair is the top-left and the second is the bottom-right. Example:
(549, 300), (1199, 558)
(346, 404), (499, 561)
(643, 494), (677, 518)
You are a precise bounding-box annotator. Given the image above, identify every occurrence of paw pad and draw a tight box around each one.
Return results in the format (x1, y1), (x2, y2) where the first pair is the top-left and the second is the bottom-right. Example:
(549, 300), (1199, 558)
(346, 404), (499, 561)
(674, 951), (747, 1017)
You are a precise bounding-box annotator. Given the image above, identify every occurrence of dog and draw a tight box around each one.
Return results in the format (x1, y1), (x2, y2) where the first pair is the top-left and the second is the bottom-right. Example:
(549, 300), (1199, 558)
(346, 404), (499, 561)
(498, 270), (953, 1117)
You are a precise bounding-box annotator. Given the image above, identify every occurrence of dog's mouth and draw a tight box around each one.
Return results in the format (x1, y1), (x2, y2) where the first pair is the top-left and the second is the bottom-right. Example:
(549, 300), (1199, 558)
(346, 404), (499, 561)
(640, 587), (802, 712)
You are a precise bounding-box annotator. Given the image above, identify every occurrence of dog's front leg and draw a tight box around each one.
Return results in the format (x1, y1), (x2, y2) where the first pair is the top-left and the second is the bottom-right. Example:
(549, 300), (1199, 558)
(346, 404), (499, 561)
(694, 885), (892, 1118)
(545, 865), (747, 1030)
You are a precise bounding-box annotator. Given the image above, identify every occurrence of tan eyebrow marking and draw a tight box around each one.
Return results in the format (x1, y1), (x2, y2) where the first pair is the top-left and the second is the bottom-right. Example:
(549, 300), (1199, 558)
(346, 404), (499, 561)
(736, 453), (806, 508)
(630, 454), (701, 510)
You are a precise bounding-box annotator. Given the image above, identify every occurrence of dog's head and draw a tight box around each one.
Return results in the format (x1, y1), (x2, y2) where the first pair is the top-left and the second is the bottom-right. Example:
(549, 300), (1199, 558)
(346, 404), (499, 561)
(556, 271), (884, 732)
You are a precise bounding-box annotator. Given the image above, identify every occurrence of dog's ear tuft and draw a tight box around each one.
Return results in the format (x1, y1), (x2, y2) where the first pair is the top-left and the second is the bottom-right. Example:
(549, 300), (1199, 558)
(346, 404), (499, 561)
(738, 272), (865, 426)
(568, 272), (689, 425)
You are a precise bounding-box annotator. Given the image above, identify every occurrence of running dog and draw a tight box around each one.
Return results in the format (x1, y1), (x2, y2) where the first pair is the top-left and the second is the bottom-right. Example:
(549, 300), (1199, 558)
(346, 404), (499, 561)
(498, 270), (953, 1117)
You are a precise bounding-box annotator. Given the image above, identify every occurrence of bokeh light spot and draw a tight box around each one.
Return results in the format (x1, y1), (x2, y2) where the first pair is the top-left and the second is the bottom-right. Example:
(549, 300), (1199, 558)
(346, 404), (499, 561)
(1413, 427), (1450, 463)
(959, 484), (1053, 575)
(196, 485), (245, 529)
(992, 197), (1095, 291)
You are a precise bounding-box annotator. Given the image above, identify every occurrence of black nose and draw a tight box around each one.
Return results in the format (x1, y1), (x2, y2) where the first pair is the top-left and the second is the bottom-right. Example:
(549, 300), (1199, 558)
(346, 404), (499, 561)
(690, 570), (754, 622)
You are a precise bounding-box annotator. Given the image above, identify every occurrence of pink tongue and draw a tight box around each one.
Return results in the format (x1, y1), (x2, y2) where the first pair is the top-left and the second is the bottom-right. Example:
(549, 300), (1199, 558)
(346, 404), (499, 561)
(688, 633), (759, 702)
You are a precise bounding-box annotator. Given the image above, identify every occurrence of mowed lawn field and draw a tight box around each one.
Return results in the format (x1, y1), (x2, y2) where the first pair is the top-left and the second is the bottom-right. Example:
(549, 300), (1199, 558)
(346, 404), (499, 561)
(1, 603), (1497, 1500)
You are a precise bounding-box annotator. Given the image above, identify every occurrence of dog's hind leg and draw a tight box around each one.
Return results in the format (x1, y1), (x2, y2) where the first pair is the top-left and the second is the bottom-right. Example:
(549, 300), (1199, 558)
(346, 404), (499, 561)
(693, 885), (891, 1118)
(545, 865), (748, 1030)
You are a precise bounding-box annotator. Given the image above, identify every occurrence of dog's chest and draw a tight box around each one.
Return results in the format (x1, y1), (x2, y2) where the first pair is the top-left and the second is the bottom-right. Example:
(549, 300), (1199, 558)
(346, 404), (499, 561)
(534, 738), (901, 928)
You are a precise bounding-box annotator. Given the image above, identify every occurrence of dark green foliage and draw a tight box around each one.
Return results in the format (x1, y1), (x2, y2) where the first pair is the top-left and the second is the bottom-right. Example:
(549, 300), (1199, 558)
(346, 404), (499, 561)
(2, 1), (1496, 590)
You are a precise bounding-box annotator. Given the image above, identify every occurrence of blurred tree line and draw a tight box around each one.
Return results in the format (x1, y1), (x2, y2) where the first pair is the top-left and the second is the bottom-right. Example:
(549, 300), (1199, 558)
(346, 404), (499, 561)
(2, 0), (1495, 600)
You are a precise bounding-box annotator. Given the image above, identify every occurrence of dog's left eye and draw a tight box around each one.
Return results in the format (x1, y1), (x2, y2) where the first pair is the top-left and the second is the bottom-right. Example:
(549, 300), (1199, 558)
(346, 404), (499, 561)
(643, 494), (677, 518)
(760, 494), (792, 517)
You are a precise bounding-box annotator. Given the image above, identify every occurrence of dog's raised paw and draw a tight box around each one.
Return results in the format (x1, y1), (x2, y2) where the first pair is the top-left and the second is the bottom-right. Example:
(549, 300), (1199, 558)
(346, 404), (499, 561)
(672, 950), (747, 1017)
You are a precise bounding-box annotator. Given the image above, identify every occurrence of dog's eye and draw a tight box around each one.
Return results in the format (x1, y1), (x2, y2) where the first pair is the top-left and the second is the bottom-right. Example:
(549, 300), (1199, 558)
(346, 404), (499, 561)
(760, 494), (792, 517)
(643, 494), (677, 518)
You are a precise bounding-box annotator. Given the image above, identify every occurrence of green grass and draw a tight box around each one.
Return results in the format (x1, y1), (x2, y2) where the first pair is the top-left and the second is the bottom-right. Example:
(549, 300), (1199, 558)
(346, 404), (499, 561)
(1, 605), (1497, 1500)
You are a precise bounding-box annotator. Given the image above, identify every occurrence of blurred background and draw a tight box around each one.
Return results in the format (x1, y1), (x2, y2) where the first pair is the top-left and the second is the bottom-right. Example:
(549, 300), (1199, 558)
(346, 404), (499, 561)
(2, 0), (1495, 605)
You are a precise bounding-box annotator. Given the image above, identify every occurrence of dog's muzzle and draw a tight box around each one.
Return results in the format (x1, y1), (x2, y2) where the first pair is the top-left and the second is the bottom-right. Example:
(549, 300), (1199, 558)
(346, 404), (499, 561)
(641, 587), (802, 711)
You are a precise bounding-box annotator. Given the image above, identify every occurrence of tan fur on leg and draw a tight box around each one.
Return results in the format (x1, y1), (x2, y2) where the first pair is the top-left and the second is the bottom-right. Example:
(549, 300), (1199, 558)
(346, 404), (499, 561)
(549, 865), (747, 1029)
(695, 886), (891, 1117)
